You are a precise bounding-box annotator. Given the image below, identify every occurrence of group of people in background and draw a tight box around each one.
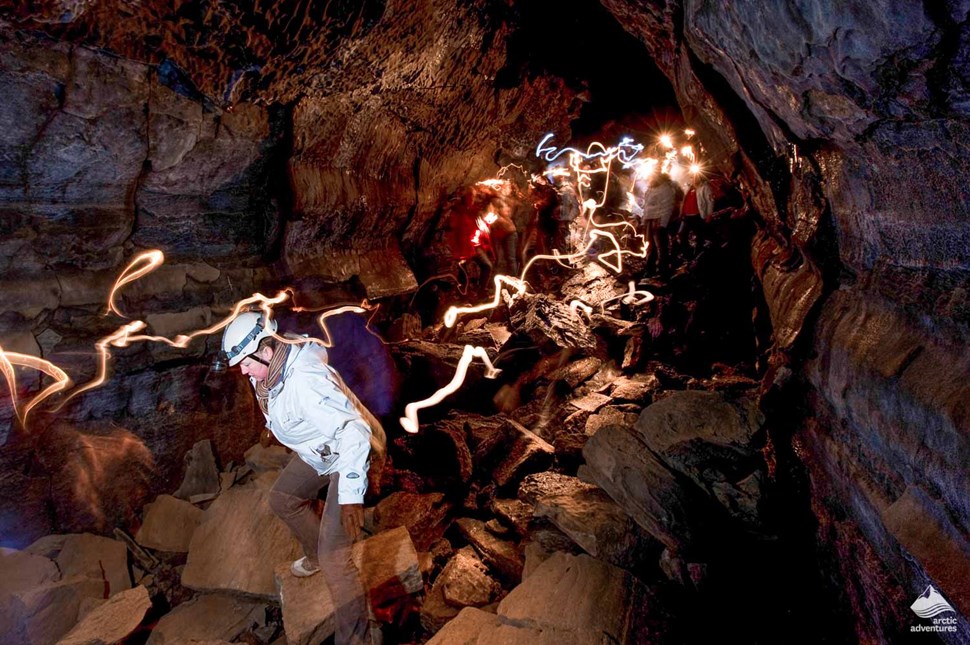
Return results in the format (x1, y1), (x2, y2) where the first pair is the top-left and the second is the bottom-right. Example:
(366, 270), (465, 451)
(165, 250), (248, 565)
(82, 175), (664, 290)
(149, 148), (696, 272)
(640, 171), (715, 279)
(438, 158), (738, 289)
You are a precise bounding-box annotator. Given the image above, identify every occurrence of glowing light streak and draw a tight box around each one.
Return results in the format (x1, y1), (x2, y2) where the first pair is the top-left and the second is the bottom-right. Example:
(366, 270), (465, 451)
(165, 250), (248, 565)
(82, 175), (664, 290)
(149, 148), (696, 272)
(57, 291), (292, 410)
(684, 129), (695, 137)
(689, 163), (702, 175)
(598, 281), (655, 313)
(535, 134), (644, 166)
(659, 134), (674, 149)
(106, 250), (165, 317)
(569, 300), (593, 320)
(443, 274), (527, 328)
(399, 345), (501, 433)
(0, 345), (72, 424)
(476, 179), (507, 190)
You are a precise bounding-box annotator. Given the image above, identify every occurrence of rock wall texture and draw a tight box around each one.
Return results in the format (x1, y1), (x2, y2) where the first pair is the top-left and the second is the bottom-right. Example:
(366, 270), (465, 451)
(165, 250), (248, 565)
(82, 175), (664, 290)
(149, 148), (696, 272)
(0, 0), (578, 545)
(0, 0), (967, 639)
(598, 0), (969, 639)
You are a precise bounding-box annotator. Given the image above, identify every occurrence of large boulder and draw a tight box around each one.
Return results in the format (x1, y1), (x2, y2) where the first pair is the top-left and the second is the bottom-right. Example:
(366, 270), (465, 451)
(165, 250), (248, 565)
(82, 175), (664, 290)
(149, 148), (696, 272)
(57, 585), (152, 645)
(498, 552), (669, 643)
(146, 593), (267, 645)
(373, 492), (454, 551)
(534, 478), (660, 570)
(182, 486), (302, 599)
(136, 494), (204, 552)
(56, 533), (131, 597)
(635, 391), (766, 529)
(582, 423), (707, 553)
(0, 575), (105, 644)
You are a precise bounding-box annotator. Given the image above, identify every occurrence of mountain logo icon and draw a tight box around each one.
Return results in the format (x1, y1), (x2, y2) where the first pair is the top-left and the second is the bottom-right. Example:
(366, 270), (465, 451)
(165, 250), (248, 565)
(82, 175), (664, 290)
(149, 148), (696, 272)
(911, 585), (956, 619)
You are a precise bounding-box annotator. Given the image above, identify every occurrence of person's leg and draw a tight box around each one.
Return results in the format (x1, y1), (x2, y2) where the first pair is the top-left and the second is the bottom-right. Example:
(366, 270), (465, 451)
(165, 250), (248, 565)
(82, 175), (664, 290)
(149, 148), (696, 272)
(268, 456), (326, 564)
(318, 473), (369, 644)
(657, 226), (670, 277)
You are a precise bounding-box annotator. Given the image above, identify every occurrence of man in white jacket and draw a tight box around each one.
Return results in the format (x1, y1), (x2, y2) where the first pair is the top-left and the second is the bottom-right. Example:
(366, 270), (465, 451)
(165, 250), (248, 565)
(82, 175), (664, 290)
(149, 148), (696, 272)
(221, 311), (385, 645)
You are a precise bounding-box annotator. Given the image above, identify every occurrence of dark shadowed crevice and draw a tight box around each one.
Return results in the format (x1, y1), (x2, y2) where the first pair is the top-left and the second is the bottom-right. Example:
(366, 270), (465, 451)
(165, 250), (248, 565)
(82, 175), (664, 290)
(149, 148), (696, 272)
(495, 0), (680, 136)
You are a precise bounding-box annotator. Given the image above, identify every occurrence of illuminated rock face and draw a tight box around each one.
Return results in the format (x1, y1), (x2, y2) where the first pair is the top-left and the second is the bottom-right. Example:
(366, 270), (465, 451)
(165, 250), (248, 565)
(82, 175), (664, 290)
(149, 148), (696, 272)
(0, 1), (967, 641)
(597, 1), (970, 640)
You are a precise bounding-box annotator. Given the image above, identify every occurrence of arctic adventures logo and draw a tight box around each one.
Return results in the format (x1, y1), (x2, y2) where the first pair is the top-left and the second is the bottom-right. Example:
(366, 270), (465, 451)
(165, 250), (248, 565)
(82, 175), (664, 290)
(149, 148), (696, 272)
(910, 585), (958, 634)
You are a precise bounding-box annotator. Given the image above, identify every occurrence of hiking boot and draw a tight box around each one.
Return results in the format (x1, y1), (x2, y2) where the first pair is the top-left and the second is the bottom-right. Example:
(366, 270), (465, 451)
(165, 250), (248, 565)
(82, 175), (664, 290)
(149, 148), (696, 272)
(290, 556), (320, 577)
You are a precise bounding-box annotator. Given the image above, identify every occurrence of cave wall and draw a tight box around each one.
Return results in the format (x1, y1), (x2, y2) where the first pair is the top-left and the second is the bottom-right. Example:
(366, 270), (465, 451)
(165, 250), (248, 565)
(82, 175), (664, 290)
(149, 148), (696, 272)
(0, 26), (287, 544)
(599, 0), (970, 638)
(0, 1), (967, 636)
(0, 0), (579, 545)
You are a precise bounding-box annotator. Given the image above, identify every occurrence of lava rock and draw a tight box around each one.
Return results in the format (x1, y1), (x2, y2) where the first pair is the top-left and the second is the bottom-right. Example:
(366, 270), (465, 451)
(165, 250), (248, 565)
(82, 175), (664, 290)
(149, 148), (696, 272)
(491, 419), (555, 489)
(0, 575), (105, 644)
(182, 486), (302, 599)
(58, 584), (152, 645)
(438, 548), (500, 609)
(583, 423), (704, 553)
(274, 526), (421, 645)
(636, 390), (766, 529)
(373, 491), (453, 551)
(146, 593), (266, 644)
(136, 494), (204, 552)
(496, 552), (670, 643)
(489, 498), (533, 536)
(455, 518), (524, 582)
(534, 480), (660, 570)
(56, 533), (131, 597)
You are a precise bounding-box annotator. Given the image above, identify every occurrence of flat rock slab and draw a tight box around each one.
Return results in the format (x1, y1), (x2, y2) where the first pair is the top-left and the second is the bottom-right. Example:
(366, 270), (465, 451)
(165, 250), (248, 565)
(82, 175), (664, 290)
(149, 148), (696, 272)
(518, 472), (595, 506)
(583, 422), (702, 553)
(490, 498), (533, 536)
(244, 444), (292, 474)
(534, 481), (659, 570)
(146, 593), (266, 644)
(0, 549), (60, 595)
(58, 584), (151, 645)
(56, 533), (131, 597)
(136, 494), (204, 552)
(182, 486), (302, 599)
(636, 391), (765, 528)
(438, 547), (499, 609)
(455, 518), (523, 582)
(491, 420), (554, 489)
(1, 575), (105, 645)
(428, 606), (605, 644)
(497, 552), (669, 643)
(173, 439), (221, 500)
(568, 392), (611, 413)
(609, 374), (660, 403)
(274, 526), (421, 645)
(373, 491), (453, 551)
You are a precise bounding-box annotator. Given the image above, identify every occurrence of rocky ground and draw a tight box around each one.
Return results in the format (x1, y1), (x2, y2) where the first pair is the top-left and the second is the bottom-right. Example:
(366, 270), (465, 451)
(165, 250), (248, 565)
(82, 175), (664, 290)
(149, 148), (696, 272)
(0, 224), (850, 644)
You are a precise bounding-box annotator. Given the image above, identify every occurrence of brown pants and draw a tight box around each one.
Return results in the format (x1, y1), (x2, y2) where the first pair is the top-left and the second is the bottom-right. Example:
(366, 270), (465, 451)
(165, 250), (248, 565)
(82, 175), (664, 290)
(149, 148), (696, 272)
(269, 456), (369, 645)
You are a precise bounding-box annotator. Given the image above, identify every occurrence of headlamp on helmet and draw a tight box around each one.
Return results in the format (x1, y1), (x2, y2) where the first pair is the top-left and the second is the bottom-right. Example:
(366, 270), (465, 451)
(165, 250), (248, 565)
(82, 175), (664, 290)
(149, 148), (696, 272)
(221, 311), (278, 367)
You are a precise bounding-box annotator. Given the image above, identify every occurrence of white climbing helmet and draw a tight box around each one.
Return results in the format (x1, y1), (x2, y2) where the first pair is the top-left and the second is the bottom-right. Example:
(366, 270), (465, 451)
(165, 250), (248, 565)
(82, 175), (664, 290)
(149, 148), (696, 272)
(221, 311), (277, 367)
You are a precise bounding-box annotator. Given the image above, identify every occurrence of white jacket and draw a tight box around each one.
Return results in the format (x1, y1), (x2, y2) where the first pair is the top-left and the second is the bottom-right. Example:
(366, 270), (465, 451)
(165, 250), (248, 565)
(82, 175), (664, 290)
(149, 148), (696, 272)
(254, 343), (373, 504)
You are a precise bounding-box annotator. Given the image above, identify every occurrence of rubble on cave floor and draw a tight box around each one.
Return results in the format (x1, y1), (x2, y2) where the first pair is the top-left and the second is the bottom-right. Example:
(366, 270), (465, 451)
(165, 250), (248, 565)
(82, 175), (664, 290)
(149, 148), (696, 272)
(0, 249), (775, 643)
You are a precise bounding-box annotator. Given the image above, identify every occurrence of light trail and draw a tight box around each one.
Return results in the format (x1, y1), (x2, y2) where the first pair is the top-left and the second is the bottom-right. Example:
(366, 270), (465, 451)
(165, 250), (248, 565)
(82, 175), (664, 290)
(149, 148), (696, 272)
(106, 250), (165, 317)
(399, 345), (501, 433)
(0, 345), (72, 424)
